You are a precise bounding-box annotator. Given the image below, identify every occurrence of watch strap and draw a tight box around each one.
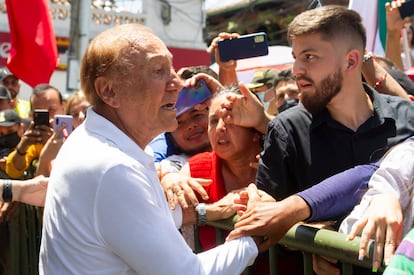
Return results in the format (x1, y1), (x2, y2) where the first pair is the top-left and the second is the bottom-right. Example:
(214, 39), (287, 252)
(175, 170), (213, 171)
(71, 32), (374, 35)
(2, 179), (12, 203)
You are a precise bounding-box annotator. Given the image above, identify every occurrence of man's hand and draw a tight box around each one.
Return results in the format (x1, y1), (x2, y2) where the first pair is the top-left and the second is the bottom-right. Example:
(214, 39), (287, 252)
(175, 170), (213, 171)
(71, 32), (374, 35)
(160, 172), (211, 210)
(12, 175), (49, 206)
(219, 83), (273, 134)
(227, 184), (310, 252)
(18, 122), (53, 151)
(207, 189), (246, 221)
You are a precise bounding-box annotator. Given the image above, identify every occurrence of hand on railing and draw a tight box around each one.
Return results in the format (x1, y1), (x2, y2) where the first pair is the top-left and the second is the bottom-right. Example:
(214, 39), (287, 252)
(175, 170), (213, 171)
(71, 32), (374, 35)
(346, 194), (403, 272)
(226, 184), (309, 252)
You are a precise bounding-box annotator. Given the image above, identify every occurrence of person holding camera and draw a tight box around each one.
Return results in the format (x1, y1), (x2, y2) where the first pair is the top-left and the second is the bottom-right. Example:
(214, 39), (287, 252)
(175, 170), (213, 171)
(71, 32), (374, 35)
(5, 84), (65, 179)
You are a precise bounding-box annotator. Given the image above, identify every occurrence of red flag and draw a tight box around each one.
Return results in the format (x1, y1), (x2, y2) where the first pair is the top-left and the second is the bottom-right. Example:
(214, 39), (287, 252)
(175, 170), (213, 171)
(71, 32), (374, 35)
(5, 0), (58, 87)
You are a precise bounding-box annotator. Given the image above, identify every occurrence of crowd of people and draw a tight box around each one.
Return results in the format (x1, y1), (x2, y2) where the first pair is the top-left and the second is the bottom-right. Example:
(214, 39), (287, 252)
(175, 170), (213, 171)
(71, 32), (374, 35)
(0, 2), (413, 275)
(0, 66), (90, 273)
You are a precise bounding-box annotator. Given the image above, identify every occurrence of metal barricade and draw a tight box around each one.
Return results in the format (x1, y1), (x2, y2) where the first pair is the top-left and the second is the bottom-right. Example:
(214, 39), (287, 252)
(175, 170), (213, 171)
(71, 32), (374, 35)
(205, 218), (383, 275)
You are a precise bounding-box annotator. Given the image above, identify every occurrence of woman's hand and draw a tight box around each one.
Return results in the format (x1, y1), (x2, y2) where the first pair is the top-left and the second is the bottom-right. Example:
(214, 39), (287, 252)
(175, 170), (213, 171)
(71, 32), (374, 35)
(347, 194), (403, 271)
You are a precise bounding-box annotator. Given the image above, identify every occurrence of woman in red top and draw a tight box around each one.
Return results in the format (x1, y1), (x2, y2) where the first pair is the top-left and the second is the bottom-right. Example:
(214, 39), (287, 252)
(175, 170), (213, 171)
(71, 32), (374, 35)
(181, 86), (262, 249)
(179, 86), (303, 274)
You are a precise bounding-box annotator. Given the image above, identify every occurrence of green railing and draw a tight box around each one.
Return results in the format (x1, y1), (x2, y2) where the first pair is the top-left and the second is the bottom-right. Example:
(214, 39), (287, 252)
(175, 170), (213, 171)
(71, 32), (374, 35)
(206, 217), (384, 275)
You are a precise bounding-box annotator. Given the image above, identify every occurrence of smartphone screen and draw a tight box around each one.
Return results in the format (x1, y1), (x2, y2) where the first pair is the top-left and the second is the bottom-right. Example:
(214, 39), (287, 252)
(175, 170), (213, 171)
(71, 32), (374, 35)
(218, 32), (269, 62)
(54, 115), (73, 139)
(176, 79), (212, 117)
(33, 109), (50, 127)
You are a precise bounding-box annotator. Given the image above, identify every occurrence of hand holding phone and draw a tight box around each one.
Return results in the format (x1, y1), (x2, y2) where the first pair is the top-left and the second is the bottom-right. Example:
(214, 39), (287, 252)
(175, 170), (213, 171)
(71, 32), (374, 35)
(176, 79), (212, 117)
(34, 110), (50, 127)
(218, 32), (269, 62)
(54, 115), (73, 139)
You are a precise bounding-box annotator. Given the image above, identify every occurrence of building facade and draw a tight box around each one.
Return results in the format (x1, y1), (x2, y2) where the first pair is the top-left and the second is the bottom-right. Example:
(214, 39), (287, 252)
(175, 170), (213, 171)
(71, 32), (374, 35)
(0, 0), (210, 98)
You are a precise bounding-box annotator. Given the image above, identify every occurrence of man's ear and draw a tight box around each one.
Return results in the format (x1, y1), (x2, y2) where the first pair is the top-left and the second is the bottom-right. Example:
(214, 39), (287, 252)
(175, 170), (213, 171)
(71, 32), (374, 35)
(94, 77), (120, 108)
(345, 49), (360, 72)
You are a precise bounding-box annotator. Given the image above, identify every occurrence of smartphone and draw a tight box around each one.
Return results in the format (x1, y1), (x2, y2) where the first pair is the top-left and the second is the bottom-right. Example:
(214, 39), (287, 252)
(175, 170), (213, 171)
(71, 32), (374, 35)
(176, 79), (212, 117)
(218, 32), (269, 62)
(54, 115), (73, 139)
(33, 109), (50, 127)
(398, 0), (414, 18)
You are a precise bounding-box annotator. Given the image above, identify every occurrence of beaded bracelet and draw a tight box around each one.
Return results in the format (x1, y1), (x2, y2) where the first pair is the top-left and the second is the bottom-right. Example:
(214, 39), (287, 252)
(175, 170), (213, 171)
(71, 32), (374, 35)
(2, 179), (12, 203)
(374, 72), (388, 90)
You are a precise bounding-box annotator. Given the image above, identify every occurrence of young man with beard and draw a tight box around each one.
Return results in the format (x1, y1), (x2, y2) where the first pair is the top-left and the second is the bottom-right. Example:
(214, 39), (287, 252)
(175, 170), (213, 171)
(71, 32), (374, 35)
(255, 5), (414, 199)
(224, 5), (414, 275)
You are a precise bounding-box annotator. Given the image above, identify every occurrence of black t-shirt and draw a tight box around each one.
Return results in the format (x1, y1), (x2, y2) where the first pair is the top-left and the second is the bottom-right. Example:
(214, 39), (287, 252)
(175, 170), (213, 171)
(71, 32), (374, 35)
(256, 84), (414, 200)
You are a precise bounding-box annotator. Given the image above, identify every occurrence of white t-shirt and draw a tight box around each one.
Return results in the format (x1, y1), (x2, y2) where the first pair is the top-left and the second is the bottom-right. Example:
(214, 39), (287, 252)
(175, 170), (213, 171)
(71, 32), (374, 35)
(39, 108), (257, 275)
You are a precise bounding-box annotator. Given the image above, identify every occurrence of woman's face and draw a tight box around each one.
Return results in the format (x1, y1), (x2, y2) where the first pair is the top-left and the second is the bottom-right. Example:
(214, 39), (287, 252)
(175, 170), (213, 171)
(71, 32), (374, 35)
(208, 93), (261, 160)
(68, 96), (90, 128)
(170, 106), (210, 155)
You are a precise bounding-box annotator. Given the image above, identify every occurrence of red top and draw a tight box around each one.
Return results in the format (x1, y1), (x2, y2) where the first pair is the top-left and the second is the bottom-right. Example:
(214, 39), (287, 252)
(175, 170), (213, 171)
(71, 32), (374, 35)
(188, 151), (304, 274)
(188, 151), (227, 250)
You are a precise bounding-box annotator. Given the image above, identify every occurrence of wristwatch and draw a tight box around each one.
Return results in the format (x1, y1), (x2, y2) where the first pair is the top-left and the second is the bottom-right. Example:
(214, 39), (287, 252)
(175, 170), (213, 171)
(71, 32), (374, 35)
(195, 203), (207, 226)
(2, 179), (12, 203)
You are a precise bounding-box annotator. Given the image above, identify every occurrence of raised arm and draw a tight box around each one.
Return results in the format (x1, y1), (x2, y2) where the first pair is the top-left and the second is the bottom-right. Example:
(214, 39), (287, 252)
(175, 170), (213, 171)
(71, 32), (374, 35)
(362, 52), (411, 100)
(207, 32), (239, 86)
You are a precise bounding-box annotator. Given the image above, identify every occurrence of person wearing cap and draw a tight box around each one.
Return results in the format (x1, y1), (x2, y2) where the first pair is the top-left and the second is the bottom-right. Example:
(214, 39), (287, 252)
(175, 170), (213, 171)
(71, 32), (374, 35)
(0, 109), (24, 174)
(0, 67), (30, 119)
(6, 84), (64, 179)
(0, 86), (13, 112)
(0, 108), (24, 273)
(272, 68), (300, 114)
(247, 68), (279, 115)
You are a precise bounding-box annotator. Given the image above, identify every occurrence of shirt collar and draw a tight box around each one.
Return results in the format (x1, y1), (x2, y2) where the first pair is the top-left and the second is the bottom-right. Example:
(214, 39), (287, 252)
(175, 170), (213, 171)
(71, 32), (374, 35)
(84, 108), (154, 166)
